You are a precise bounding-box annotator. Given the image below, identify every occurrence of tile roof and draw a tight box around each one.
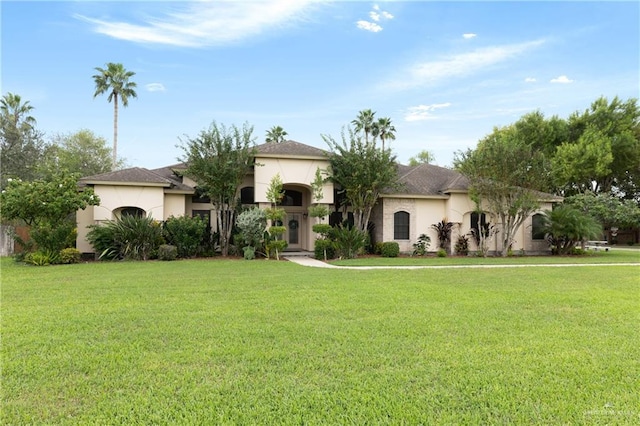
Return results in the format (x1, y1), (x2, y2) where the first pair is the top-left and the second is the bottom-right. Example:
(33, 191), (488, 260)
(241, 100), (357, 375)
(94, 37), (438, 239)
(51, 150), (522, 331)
(81, 166), (194, 192)
(255, 140), (328, 158)
(391, 163), (470, 196)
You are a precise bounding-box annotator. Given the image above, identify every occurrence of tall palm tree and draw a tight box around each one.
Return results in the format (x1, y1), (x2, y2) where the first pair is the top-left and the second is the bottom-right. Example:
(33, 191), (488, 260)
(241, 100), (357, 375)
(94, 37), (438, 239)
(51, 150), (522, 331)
(1, 92), (36, 131)
(92, 63), (137, 169)
(375, 117), (396, 151)
(265, 125), (288, 143)
(351, 109), (376, 144)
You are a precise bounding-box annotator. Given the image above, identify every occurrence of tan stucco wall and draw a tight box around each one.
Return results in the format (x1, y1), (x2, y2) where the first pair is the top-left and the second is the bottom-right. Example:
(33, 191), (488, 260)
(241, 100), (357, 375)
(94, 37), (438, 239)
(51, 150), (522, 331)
(164, 194), (187, 219)
(91, 185), (166, 220)
(76, 206), (95, 253)
(254, 158), (333, 204)
(381, 197), (448, 253)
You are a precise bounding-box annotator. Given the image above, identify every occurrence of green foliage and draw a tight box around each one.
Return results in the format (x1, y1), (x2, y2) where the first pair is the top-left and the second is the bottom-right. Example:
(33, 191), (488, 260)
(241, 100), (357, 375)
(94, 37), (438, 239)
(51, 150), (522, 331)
(0, 172), (99, 253)
(310, 167), (327, 204)
(543, 205), (602, 255)
(265, 125), (288, 144)
(431, 219), (454, 251)
(158, 244), (178, 261)
(314, 239), (335, 260)
(408, 150), (436, 166)
(1, 92), (46, 187)
(323, 125), (400, 232)
(163, 215), (207, 258)
(454, 235), (470, 256)
(179, 121), (255, 256)
(565, 192), (640, 229)
(59, 248), (81, 264)
(332, 224), (366, 259)
(242, 245), (256, 260)
(455, 125), (551, 256)
(266, 239), (287, 260)
(87, 215), (163, 261)
(308, 205), (329, 220)
(266, 173), (285, 206)
(24, 250), (58, 266)
(412, 233), (431, 256)
(436, 248), (447, 258)
(236, 207), (267, 251)
(312, 223), (332, 237)
(380, 241), (400, 258)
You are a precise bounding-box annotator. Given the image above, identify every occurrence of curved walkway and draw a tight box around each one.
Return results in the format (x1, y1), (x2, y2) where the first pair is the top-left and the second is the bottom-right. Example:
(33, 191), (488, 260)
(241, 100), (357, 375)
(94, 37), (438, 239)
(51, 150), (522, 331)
(284, 256), (640, 270)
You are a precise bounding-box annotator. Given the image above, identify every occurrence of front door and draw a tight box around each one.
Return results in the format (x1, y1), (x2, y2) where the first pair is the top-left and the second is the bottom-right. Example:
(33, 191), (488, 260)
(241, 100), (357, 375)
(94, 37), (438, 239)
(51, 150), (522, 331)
(285, 213), (302, 250)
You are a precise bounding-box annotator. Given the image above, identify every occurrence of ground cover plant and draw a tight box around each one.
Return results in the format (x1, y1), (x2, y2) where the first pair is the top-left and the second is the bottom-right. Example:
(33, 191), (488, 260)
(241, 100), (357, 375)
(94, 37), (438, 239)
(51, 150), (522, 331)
(2, 257), (639, 424)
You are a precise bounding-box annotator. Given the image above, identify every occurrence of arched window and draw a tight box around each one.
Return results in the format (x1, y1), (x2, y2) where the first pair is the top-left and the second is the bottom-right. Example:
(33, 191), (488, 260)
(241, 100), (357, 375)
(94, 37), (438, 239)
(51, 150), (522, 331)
(119, 207), (145, 218)
(394, 211), (410, 240)
(531, 213), (545, 240)
(470, 212), (487, 245)
(280, 189), (303, 206)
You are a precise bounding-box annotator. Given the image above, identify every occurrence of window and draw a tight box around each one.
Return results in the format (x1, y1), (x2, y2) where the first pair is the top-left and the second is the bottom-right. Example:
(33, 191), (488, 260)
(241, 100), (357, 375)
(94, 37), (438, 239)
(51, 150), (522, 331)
(240, 187), (255, 204)
(120, 207), (145, 218)
(532, 213), (545, 240)
(470, 212), (488, 245)
(192, 188), (211, 204)
(280, 189), (303, 206)
(394, 211), (410, 240)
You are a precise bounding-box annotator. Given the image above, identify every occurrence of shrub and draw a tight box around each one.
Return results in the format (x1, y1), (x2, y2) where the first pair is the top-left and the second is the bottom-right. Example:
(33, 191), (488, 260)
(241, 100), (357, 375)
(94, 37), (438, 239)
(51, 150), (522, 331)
(431, 219), (453, 251)
(454, 235), (469, 256)
(86, 215), (163, 261)
(314, 239), (335, 260)
(30, 221), (77, 254)
(312, 223), (332, 237)
(236, 208), (267, 253)
(158, 244), (178, 261)
(163, 215), (207, 258)
(380, 241), (400, 258)
(59, 248), (81, 264)
(436, 248), (447, 257)
(24, 250), (59, 266)
(412, 234), (431, 256)
(333, 225), (366, 259)
(242, 246), (256, 260)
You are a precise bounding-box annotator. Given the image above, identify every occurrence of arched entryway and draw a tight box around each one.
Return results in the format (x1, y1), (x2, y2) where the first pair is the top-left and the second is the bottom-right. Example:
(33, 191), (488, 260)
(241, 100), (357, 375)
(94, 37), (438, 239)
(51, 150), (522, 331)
(280, 185), (311, 251)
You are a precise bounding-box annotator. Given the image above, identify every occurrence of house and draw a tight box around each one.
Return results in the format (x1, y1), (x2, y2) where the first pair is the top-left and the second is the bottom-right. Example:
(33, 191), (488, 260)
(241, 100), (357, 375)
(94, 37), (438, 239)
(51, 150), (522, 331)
(76, 140), (559, 255)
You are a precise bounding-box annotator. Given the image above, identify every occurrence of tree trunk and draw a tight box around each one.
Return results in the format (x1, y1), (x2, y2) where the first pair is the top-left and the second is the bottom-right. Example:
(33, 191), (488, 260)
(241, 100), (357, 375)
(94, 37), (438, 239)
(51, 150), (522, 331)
(113, 94), (118, 170)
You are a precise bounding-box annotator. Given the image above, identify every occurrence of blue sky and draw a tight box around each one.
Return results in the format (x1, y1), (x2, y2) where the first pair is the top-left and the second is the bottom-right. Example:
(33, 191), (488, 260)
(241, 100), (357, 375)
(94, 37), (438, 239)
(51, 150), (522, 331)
(3, 1), (638, 169)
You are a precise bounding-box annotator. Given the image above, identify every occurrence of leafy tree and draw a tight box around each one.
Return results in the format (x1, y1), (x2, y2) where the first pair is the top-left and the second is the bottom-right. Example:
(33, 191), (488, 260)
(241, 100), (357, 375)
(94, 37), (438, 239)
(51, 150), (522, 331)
(0, 92), (45, 187)
(0, 172), (100, 253)
(264, 173), (287, 260)
(179, 121), (255, 256)
(542, 204), (601, 255)
(323, 126), (401, 233)
(565, 192), (640, 231)
(408, 149), (436, 166)
(163, 215), (207, 258)
(265, 125), (288, 143)
(557, 96), (639, 197)
(39, 129), (124, 178)
(92, 62), (138, 168)
(455, 125), (552, 256)
(513, 110), (568, 158)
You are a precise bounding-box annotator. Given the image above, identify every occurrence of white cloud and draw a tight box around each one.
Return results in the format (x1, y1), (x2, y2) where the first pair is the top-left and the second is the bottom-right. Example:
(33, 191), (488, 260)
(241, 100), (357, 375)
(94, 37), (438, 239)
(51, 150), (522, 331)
(524, 77), (537, 83)
(75, 1), (324, 47)
(404, 103), (452, 122)
(462, 33), (477, 39)
(550, 75), (574, 84)
(145, 83), (165, 92)
(386, 39), (545, 90)
(356, 3), (393, 32)
(357, 20), (383, 32)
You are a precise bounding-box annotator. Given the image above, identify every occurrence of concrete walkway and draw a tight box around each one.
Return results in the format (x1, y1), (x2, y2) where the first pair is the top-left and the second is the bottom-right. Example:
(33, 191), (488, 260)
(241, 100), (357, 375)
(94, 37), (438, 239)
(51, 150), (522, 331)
(283, 255), (640, 270)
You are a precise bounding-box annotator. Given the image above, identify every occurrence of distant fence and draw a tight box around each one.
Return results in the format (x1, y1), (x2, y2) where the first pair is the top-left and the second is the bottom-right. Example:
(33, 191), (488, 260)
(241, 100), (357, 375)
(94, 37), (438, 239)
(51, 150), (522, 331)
(1, 225), (14, 256)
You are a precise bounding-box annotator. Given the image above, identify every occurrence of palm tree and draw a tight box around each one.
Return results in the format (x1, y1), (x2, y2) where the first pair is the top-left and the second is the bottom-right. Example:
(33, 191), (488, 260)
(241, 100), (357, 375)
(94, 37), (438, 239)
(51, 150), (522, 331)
(375, 117), (396, 151)
(92, 63), (137, 169)
(1, 92), (36, 131)
(351, 109), (376, 144)
(265, 125), (288, 143)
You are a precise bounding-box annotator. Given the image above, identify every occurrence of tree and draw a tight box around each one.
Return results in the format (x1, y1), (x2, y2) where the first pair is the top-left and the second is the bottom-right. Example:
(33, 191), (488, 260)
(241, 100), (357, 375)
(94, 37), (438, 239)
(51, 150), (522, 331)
(179, 121), (255, 256)
(408, 150), (436, 166)
(351, 109), (376, 144)
(0, 92), (45, 187)
(323, 126), (401, 233)
(373, 117), (396, 151)
(542, 204), (601, 255)
(39, 129), (124, 178)
(92, 62), (138, 169)
(0, 172), (100, 253)
(264, 173), (287, 260)
(265, 125), (288, 143)
(454, 125), (552, 256)
(565, 192), (640, 232)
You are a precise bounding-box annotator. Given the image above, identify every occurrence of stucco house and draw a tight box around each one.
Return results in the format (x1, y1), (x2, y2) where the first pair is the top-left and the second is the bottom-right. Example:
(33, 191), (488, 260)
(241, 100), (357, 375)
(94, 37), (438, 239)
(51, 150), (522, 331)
(76, 140), (559, 255)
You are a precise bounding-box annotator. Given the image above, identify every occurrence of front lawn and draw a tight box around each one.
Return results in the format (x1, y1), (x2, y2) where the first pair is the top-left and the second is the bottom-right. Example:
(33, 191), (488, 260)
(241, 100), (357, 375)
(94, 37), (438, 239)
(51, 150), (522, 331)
(2, 258), (639, 424)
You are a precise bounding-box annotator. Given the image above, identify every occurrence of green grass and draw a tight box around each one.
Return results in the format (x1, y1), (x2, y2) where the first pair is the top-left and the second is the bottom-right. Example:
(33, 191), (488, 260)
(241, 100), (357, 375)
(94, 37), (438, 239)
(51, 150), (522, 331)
(2, 257), (639, 424)
(332, 248), (640, 266)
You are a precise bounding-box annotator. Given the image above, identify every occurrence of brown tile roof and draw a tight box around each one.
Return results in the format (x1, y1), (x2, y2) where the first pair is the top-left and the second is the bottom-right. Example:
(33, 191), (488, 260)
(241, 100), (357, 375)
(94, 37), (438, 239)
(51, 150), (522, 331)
(390, 163), (470, 196)
(81, 167), (194, 193)
(255, 140), (328, 158)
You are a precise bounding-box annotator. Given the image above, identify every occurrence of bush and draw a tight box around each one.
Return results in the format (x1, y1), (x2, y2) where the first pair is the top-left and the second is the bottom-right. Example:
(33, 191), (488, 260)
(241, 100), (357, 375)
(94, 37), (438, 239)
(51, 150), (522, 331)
(30, 221), (77, 254)
(158, 244), (178, 261)
(436, 248), (447, 257)
(380, 241), (400, 258)
(332, 225), (366, 259)
(314, 239), (335, 260)
(59, 248), (81, 264)
(412, 234), (431, 256)
(163, 215), (207, 258)
(236, 208), (267, 252)
(86, 215), (163, 261)
(242, 246), (256, 260)
(24, 250), (59, 266)
(454, 235), (469, 256)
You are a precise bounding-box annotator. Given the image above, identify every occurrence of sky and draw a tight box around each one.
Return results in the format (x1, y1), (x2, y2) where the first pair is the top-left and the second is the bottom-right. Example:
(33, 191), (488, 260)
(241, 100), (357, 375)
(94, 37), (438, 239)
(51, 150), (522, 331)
(2, 1), (639, 169)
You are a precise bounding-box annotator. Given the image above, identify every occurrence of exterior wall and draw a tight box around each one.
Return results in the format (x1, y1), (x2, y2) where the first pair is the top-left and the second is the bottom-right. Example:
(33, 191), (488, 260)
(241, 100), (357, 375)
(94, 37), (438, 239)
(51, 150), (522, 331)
(163, 194), (187, 219)
(381, 197), (448, 253)
(254, 158), (333, 204)
(91, 185), (165, 221)
(76, 206), (96, 253)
